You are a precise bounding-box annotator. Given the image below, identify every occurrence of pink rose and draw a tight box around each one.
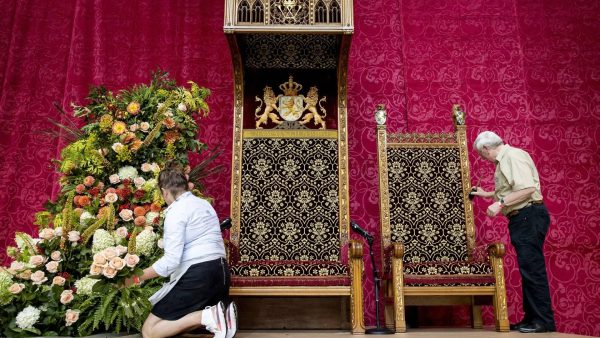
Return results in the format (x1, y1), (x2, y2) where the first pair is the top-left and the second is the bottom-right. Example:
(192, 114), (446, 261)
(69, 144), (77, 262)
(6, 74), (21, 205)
(104, 192), (118, 204)
(124, 253), (140, 268)
(129, 123), (139, 132)
(111, 142), (124, 153)
(30, 270), (48, 285)
(109, 174), (121, 184)
(45, 261), (59, 273)
(141, 163), (152, 172)
(10, 261), (25, 271)
(17, 270), (32, 280)
(109, 257), (125, 270)
(115, 227), (128, 239)
(119, 209), (134, 221)
(8, 283), (25, 294)
(65, 309), (80, 326)
(68, 231), (80, 242)
(90, 263), (103, 276)
(52, 276), (66, 286)
(75, 184), (86, 194)
(29, 255), (46, 267)
(60, 290), (74, 304)
(103, 247), (118, 260)
(92, 252), (107, 265)
(39, 228), (56, 240)
(51, 251), (62, 261)
(115, 245), (128, 256)
(140, 122), (150, 132)
(133, 176), (146, 188)
(102, 266), (118, 278)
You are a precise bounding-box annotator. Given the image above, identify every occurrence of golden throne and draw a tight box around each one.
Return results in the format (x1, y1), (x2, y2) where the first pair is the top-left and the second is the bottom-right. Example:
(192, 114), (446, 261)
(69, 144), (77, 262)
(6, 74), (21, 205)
(375, 105), (509, 332)
(224, 0), (364, 333)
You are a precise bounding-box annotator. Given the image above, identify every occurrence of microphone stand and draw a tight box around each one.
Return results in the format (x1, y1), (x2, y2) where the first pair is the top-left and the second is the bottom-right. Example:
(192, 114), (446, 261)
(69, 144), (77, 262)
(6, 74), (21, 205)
(364, 234), (393, 334)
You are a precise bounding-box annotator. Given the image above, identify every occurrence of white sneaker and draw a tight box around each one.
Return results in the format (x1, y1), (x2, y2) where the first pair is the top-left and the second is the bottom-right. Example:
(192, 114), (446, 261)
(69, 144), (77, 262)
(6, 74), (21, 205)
(225, 301), (238, 338)
(202, 301), (227, 338)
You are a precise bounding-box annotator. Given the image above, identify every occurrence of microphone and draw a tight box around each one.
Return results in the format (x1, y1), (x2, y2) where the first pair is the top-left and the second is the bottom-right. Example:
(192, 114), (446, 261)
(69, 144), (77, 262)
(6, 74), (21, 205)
(220, 218), (232, 231)
(350, 221), (373, 241)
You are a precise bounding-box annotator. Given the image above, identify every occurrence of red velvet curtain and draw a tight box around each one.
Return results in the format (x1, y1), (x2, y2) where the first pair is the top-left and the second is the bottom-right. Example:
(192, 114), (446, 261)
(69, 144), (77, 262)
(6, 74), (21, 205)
(0, 0), (598, 335)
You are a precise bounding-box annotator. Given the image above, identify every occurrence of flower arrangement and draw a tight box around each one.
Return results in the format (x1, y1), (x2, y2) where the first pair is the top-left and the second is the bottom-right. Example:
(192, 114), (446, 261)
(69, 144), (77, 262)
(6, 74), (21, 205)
(0, 71), (219, 337)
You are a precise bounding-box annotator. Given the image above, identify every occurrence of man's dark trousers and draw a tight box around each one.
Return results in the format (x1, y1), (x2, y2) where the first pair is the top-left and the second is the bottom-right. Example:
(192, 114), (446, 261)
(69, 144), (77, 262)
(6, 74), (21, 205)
(508, 204), (556, 331)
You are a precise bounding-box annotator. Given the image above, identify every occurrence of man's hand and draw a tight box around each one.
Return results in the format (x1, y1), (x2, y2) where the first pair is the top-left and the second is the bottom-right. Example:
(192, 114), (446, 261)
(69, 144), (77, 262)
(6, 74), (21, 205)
(487, 202), (503, 217)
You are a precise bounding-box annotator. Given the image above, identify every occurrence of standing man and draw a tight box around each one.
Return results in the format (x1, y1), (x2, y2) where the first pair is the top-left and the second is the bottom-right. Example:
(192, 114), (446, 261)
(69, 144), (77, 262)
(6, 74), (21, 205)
(471, 131), (556, 334)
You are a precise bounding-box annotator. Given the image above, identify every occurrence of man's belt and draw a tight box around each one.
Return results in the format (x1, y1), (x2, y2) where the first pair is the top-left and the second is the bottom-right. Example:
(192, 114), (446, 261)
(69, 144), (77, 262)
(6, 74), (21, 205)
(506, 200), (544, 218)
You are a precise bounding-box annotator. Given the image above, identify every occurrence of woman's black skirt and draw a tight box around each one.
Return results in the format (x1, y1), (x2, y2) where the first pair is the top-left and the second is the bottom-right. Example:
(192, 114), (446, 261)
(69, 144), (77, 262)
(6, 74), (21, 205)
(151, 257), (230, 321)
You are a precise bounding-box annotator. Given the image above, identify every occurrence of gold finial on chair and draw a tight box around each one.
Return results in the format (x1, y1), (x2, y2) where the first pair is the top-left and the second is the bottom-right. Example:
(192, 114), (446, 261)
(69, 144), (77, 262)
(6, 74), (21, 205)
(375, 104), (387, 125)
(452, 104), (465, 126)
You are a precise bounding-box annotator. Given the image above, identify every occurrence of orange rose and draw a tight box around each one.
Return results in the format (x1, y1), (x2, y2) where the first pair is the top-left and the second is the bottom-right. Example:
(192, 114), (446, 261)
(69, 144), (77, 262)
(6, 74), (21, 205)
(134, 216), (146, 227)
(130, 139), (143, 152)
(83, 176), (95, 187)
(134, 206), (147, 217)
(150, 203), (162, 212)
(78, 195), (91, 207)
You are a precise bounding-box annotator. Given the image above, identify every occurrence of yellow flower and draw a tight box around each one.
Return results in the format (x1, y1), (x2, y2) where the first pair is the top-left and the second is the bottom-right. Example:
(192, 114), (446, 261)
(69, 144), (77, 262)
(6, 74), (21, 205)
(99, 115), (113, 131)
(112, 121), (127, 135)
(127, 102), (140, 115)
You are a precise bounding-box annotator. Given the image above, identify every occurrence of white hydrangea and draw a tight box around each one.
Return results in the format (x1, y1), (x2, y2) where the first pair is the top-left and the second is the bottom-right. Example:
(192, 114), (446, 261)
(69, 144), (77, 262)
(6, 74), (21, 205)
(74, 277), (100, 296)
(135, 230), (157, 256)
(92, 229), (115, 253)
(118, 166), (138, 180)
(79, 211), (95, 227)
(15, 305), (41, 329)
(145, 211), (160, 225)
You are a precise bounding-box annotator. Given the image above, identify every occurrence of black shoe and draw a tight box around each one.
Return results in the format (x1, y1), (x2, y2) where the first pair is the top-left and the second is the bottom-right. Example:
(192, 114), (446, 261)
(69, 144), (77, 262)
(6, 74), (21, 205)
(519, 322), (548, 333)
(510, 320), (531, 331)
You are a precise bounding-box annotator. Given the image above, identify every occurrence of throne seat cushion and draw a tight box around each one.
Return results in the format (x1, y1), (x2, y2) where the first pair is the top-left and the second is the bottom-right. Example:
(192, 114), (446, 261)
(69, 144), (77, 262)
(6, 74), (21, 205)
(230, 260), (350, 287)
(402, 260), (495, 286)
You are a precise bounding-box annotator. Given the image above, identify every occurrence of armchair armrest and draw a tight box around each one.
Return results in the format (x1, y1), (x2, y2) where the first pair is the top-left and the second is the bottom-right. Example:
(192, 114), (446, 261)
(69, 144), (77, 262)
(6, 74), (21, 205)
(487, 242), (506, 258)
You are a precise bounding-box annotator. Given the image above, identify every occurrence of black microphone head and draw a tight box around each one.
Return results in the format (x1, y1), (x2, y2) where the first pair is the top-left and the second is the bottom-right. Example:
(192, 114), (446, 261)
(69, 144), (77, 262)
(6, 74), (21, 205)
(220, 217), (232, 230)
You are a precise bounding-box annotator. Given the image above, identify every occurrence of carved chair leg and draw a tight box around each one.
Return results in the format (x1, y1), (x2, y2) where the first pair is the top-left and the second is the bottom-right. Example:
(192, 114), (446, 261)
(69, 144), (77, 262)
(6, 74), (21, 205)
(472, 303), (483, 329)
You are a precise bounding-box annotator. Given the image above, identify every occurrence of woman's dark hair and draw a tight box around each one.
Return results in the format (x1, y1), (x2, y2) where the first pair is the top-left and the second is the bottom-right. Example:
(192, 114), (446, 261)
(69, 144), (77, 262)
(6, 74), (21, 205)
(158, 162), (189, 194)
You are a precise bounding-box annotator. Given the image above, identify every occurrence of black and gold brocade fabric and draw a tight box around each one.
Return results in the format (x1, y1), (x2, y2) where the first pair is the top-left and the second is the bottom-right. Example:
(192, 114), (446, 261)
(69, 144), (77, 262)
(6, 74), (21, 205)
(232, 138), (343, 278)
(387, 147), (469, 263)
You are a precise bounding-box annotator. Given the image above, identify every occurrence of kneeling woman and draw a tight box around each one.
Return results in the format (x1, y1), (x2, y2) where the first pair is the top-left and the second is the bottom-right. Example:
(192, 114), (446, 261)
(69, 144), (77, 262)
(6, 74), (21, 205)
(125, 164), (236, 338)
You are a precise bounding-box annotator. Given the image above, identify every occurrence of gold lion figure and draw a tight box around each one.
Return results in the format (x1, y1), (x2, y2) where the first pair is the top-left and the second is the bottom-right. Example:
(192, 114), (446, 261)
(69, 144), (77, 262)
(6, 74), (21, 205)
(299, 86), (327, 129)
(255, 86), (283, 129)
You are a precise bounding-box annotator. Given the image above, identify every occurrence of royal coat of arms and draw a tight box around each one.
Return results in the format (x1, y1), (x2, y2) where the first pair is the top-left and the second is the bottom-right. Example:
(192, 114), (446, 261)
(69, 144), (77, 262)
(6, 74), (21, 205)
(255, 76), (327, 129)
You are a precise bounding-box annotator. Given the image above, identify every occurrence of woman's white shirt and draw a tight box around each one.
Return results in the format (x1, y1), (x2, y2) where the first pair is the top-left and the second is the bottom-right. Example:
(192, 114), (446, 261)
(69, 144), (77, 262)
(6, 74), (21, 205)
(152, 191), (225, 277)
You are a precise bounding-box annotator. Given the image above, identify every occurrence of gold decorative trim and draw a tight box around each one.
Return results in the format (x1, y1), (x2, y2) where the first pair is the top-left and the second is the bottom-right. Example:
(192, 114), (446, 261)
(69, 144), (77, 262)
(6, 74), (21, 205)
(228, 35), (245, 247)
(376, 125), (391, 249)
(243, 129), (338, 139)
(230, 286), (351, 296)
(337, 34), (351, 243)
(224, 0), (354, 34)
(456, 125), (477, 255)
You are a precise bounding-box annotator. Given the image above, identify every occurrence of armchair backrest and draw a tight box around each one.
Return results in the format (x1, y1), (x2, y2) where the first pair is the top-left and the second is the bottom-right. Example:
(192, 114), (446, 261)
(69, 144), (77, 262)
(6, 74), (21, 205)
(233, 136), (346, 264)
(377, 113), (476, 264)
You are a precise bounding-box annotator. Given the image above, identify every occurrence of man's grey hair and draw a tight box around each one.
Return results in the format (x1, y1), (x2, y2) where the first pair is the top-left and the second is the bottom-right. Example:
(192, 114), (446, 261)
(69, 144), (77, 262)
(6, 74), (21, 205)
(473, 131), (504, 151)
